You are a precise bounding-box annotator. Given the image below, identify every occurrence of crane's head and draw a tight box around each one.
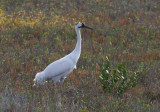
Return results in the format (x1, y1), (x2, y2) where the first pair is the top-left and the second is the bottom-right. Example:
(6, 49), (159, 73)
(75, 22), (93, 30)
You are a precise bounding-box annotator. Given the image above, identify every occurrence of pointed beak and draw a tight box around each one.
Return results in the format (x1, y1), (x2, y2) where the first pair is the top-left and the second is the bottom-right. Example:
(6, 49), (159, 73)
(79, 24), (93, 30)
(83, 25), (93, 30)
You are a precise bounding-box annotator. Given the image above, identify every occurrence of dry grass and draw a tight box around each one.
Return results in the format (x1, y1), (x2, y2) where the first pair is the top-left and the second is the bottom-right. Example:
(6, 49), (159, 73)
(0, 0), (160, 111)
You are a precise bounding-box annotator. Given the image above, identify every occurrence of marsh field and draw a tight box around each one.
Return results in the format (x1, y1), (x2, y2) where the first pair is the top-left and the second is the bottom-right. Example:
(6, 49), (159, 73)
(0, 0), (160, 111)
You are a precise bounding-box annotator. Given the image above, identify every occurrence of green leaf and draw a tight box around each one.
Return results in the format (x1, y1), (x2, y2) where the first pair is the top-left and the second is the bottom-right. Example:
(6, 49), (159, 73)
(98, 55), (141, 94)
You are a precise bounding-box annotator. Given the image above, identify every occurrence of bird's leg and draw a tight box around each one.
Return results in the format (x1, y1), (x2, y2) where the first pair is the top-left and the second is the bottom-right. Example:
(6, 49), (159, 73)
(52, 77), (61, 85)
(52, 82), (55, 86)
(60, 77), (65, 85)
(52, 80), (57, 85)
(51, 79), (56, 85)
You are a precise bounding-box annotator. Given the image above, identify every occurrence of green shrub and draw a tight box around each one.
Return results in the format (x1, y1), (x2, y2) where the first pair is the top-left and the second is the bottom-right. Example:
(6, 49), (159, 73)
(98, 56), (141, 94)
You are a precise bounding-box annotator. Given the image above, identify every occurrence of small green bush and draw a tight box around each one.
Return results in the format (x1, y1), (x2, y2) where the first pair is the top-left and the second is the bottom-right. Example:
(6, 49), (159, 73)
(98, 56), (141, 94)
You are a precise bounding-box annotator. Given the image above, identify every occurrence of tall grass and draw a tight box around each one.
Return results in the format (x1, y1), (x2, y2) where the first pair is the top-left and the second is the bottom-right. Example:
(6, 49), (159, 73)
(0, 0), (160, 111)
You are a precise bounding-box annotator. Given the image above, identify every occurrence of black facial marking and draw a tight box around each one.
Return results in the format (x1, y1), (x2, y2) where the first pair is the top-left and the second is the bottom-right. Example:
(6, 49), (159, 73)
(78, 23), (85, 28)
(81, 23), (84, 27)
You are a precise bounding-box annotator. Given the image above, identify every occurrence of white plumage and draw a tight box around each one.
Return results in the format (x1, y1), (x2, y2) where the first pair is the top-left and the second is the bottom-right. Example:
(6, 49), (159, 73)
(33, 22), (92, 86)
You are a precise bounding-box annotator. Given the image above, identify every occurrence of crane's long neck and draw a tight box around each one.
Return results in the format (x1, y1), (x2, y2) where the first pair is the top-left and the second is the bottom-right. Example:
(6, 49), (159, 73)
(70, 28), (81, 63)
(74, 29), (81, 53)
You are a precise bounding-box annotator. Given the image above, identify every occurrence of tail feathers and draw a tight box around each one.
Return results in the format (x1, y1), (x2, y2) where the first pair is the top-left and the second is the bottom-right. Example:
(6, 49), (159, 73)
(33, 72), (40, 82)
(33, 72), (44, 86)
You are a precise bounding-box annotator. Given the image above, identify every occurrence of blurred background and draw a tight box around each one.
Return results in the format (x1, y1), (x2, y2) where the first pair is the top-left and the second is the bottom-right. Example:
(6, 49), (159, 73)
(0, 0), (160, 111)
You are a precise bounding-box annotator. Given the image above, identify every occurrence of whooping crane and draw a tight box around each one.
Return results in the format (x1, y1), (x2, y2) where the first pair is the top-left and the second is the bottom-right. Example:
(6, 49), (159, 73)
(33, 22), (92, 86)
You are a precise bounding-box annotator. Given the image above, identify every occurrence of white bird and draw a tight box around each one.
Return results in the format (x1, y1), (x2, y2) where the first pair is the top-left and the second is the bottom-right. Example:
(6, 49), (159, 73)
(33, 22), (92, 86)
